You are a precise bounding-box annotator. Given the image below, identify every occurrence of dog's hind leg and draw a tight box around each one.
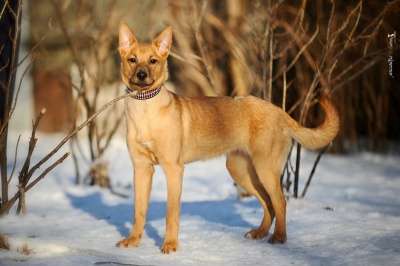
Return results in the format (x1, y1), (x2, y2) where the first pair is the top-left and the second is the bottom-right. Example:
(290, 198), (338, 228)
(251, 149), (288, 244)
(226, 151), (274, 239)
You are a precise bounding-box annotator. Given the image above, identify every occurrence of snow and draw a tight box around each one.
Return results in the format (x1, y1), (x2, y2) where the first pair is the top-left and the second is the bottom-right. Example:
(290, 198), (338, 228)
(1, 134), (400, 266)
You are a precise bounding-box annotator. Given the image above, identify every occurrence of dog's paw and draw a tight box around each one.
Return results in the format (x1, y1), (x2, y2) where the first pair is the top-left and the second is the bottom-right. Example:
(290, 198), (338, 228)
(161, 240), (178, 254)
(268, 233), (287, 244)
(244, 228), (268, 240)
(116, 236), (141, 248)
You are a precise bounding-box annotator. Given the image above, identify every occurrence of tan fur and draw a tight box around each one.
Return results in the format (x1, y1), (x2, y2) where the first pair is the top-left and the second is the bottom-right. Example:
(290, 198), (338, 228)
(116, 23), (340, 254)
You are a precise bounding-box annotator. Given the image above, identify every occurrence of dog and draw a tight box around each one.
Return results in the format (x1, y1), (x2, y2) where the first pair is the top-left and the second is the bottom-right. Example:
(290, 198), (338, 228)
(116, 23), (339, 254)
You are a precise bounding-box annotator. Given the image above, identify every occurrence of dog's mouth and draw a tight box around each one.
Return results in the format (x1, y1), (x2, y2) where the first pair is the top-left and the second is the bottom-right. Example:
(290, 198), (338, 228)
(129, 80), (154, 89)
(134, 81), (154, 87)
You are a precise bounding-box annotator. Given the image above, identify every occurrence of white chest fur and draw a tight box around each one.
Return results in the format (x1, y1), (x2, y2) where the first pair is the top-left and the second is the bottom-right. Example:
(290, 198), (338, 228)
(125, 89), (171, 148)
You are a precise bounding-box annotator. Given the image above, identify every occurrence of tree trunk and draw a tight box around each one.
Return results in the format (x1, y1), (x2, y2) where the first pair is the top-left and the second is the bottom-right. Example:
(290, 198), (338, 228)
(0, 0), (22, 211)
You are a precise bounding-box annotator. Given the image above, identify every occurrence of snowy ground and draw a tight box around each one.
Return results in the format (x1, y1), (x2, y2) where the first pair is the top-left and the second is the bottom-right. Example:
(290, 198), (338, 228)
(1, 134), (400, 266)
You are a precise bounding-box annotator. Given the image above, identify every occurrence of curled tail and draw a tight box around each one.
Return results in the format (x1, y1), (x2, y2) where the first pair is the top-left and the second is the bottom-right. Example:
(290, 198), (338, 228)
(285, 95), (340, 150)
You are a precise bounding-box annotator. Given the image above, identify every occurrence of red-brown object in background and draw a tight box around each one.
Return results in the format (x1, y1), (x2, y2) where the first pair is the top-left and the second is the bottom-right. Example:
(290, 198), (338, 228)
(33, 69), (73, 132)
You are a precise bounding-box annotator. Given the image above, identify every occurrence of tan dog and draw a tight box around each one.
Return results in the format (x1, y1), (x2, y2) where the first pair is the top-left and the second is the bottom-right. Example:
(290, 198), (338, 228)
(116, 23), (339, 254)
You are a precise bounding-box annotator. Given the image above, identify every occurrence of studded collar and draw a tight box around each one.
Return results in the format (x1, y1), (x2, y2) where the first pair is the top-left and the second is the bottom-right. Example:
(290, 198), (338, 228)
(126, 86), (162, 100)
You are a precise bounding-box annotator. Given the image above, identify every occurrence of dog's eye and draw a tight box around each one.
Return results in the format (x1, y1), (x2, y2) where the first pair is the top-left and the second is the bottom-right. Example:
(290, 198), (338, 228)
(149, 58), (158, 64)
(127, 57), (137, 64)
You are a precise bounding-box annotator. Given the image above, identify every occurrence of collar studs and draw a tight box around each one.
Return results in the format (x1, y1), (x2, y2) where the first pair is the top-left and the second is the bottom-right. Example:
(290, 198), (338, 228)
(126, 86), (162, 100)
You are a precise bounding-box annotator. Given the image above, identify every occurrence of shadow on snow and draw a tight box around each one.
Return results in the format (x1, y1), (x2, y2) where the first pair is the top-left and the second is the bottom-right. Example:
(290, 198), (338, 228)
(66, 191), (255, 247)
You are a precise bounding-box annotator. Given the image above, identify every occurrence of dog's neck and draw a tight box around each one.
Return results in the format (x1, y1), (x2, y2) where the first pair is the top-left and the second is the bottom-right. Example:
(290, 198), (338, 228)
(125, 85), (172, 119)
(126, 86), (162, 100)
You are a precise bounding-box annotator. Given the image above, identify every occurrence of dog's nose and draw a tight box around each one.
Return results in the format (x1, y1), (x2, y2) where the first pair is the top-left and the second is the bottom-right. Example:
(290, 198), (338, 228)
(136, 70), (147, 81)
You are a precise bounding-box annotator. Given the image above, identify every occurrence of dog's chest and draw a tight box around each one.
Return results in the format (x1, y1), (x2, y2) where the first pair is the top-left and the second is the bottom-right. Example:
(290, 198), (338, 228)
(126, 102), (158, 149)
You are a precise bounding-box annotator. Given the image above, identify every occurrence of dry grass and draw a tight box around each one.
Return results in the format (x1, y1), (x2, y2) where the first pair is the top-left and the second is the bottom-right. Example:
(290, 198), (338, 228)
(164, 0), (399, 153)
(0, 234), (10, 250)
(17, 243), (33, 256)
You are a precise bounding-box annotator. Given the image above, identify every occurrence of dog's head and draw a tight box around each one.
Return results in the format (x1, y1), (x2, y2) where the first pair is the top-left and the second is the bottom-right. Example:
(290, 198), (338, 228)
(118, 23), (172, 92)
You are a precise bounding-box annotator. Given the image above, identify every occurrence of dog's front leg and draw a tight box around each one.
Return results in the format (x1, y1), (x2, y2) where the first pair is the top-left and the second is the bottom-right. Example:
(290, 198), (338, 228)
(160, 162), (184, 254)
(117, 163), (154, 248)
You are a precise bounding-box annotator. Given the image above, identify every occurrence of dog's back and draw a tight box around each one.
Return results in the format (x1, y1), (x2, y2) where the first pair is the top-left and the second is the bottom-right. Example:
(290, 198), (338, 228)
(173, 94), (284, 162)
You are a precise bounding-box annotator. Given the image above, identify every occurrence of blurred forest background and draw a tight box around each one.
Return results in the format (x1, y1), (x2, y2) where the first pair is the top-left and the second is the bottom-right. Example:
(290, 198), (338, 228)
(23, 0), (400, 152)
(0, 0), (399, 213)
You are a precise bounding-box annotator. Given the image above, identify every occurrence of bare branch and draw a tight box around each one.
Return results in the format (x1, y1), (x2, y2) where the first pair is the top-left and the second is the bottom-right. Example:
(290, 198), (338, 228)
(7, 134), (20, 184)
(0, 1), (8, 21)
(301, 146), (329, 197)
(26, 93), (131, 181)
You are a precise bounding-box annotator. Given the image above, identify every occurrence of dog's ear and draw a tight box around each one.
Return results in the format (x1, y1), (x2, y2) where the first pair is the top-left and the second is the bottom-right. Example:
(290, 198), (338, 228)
(152, 26), (172, 58)
(119, 23), (137, 51)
